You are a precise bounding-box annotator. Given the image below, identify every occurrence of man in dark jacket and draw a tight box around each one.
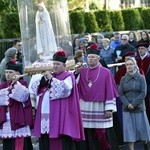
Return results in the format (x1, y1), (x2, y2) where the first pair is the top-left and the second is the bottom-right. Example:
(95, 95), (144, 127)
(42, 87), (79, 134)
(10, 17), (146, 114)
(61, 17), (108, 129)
(114, 34), (135, 63)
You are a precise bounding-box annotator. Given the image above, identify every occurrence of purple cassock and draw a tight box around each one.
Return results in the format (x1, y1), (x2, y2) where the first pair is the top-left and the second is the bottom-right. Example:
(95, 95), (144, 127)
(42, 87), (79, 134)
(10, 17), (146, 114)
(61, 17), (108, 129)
(78, 65), (118, 102)
(0, 79), (33, 131)
(33, 71), (85, 140)
(77, 65), (118, 129)
(76, 65), (119, 150)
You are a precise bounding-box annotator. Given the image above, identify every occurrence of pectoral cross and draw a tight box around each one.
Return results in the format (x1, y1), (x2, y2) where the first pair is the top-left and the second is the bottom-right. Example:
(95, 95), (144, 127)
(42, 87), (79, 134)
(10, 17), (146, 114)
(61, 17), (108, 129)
(88, 80), (92, 88)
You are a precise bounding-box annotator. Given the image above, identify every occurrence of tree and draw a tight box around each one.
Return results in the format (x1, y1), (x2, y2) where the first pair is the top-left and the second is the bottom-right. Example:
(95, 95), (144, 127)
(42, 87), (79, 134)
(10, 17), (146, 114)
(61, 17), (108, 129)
(0, 0), (18, 12)
(0, 0), (20, 38)
(68, 0), (100, 11)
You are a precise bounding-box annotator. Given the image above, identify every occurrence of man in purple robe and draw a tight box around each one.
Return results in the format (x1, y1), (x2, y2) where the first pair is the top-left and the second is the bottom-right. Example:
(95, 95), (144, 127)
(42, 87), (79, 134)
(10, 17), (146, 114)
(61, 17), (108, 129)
(29, 50), (84, 150)
(76, 47), (119, 150)
(0, 62), (33, 150)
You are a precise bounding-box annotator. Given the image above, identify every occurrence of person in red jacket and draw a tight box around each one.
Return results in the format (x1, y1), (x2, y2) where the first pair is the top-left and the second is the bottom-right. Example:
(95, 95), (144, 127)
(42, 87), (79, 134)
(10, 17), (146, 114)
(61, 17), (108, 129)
(136, 42), (150, 123)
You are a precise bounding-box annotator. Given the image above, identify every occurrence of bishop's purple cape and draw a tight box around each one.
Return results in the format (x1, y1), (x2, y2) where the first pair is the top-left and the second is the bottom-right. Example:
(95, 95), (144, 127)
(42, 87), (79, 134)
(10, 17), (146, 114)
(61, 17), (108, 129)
(33, 71), (85, 140)
(0, 79), (33, 130)
(78, 65), (118, 102)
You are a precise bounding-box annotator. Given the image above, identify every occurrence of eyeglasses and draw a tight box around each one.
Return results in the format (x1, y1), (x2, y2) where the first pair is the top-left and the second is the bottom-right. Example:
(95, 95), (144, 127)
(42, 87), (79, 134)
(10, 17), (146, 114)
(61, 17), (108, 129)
(122, 39), (127, 41)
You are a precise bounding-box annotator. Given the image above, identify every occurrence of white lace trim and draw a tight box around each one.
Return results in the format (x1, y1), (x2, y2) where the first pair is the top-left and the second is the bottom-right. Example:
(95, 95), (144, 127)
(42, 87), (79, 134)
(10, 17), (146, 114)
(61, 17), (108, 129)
(41, 113), (49, 134)
(0, 88), (9, 106)
(29, 74), (43, 108)
(9, 81), (29, 102)
(0, 120), (31, 138)
(29, 74), (43, 95)
(50, 77), (72, 100)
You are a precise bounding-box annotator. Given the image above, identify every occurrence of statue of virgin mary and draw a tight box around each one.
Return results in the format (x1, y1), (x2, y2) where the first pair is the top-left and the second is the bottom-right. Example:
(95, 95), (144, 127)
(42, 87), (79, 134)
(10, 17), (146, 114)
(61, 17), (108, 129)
(35, 2), (57, 60)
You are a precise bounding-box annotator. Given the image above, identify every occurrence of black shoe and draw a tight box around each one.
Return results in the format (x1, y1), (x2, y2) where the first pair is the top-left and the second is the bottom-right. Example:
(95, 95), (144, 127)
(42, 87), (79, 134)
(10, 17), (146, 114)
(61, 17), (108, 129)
(144, 142), (150, 150)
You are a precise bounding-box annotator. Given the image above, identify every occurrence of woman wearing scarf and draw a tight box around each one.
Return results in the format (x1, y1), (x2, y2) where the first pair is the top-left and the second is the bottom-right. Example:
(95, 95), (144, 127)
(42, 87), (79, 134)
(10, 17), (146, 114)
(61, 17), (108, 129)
(119, 57), (150, 150)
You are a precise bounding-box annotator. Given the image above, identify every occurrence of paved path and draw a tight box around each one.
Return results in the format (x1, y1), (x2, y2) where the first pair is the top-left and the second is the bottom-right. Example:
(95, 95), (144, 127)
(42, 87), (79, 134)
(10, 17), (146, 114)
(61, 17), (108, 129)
(119, 142), (149, 150)
(0, 141), (148, 150)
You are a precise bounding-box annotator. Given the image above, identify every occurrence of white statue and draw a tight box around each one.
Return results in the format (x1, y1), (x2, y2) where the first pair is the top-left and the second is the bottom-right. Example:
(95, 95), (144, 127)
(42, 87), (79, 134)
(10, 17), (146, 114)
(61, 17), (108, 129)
(35, 2), (57, 60)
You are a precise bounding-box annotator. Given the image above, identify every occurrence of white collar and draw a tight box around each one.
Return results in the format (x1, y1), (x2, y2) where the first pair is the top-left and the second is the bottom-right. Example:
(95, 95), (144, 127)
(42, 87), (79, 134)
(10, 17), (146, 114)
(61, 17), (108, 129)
(140, 53), (148, 60)
(104, 46), (109, 50)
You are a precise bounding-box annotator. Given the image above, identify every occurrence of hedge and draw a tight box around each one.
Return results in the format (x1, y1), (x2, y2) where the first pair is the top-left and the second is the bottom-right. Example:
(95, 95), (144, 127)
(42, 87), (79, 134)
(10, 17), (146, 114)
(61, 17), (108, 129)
(121, 8), (144, 30)
(110, 10), (125, 31)
(84, 11), (99, 33)
(0, 8), (150, 37)
(140, 8), (150, 29)
(94, 10), (113, 32)
(69, 11), (86, 34)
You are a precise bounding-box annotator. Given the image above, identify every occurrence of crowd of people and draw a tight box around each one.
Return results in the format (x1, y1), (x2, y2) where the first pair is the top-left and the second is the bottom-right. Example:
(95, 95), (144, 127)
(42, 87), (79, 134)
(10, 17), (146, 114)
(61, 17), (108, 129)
(73, 31), (150, 149)
(0, 31), (149, 150)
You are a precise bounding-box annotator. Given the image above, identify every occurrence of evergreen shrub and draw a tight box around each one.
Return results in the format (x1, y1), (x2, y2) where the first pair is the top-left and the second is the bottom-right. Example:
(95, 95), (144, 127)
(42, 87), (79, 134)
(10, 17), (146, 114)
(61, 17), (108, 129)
(84, 11), (99, 33)
(121, 9), (144, 30)
(140, 8), (150, 29)
(94, 10), (113, 32)
(69, 11), (86, 34)
(110, 10), (125, 31)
